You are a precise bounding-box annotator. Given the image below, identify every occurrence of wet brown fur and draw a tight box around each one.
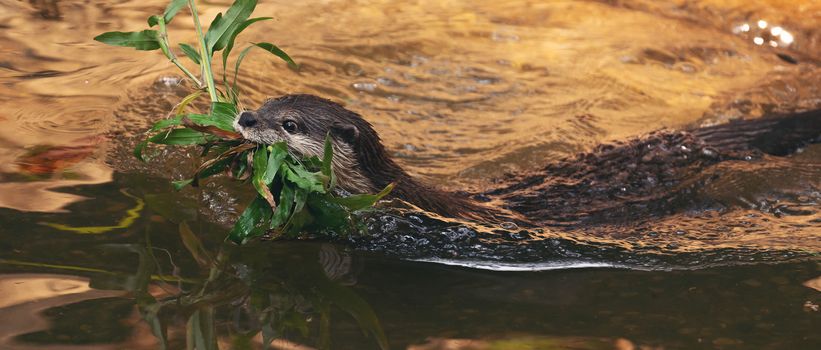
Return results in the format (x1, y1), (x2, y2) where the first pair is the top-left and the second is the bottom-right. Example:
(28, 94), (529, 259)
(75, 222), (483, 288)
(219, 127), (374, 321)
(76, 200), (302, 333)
(238, 94), (821, 225)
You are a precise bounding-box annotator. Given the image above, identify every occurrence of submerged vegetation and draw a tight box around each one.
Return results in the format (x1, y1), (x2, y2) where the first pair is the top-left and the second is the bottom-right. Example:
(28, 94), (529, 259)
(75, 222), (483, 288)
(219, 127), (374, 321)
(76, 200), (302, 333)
(94, 0), (391, 243)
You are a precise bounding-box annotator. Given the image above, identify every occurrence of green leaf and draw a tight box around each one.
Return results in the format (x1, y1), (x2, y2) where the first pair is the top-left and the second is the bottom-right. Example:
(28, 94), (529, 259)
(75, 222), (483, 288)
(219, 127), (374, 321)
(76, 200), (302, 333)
(172, 179), (193, 190)
(306, 194), (349, 230)
(284, 206), (313, 237)
(148, 0), (188, 26)
(331, 183), (395, 211)
(252, 147), (277, 208)
(194, 157), (233, 183)
(147, 16), (160, 27)
(231, 43), (297, 98)
(232, 157), (249, 180)
(179, 43), (201, 65)
(285, 165), (326, 193)
(148, 128), (212, 145)
(252, 147), (267, 180)
(221, 17), (271, 70)
(149, 114), (234, 133)
(206, 12), (223, 46)
(175, 90), (203, 116)
(252, 42), (297, 69)
(210, 102), (238, 129)
(321, 133), (336, 189)
(263, 143), (288, 184)
(205, 0), (257, 53)
(270, 182), (294, 229)
(133, 140), (149, 162)
(229, 196), (270, 244)
(232, 45), (254, 94)
(293, 188), (308, 214)
(94, 30), (161, 51)
(151, 114), (203, 131)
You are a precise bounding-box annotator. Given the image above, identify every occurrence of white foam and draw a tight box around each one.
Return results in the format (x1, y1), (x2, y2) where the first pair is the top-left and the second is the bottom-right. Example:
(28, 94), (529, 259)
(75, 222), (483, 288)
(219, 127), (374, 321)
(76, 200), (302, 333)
(411, 258), (622, 271)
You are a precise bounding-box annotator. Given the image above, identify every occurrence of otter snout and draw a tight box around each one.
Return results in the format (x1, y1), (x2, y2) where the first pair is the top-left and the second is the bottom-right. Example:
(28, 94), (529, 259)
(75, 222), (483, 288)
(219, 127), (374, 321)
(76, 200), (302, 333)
(238, 111), (258, 128)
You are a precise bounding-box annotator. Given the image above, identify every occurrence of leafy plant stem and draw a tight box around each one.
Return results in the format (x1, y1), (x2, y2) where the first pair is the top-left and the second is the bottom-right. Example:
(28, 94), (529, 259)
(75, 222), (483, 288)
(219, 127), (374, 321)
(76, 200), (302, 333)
(188, 0), (219, 103)
(158, 17), (203, 87)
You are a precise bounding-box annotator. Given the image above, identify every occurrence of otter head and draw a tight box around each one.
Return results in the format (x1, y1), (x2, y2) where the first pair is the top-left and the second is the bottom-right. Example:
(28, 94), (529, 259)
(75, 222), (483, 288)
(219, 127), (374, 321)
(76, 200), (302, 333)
(234, 94), (392, 194)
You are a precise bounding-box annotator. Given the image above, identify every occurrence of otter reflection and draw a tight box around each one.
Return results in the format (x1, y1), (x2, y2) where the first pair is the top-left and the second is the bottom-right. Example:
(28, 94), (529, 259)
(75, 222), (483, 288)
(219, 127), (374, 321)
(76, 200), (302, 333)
(115, 238), (388, 350)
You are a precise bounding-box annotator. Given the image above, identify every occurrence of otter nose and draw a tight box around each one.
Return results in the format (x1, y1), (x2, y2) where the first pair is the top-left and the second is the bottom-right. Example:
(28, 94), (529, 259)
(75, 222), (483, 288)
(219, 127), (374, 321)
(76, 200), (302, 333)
(238, 111), (257, 128)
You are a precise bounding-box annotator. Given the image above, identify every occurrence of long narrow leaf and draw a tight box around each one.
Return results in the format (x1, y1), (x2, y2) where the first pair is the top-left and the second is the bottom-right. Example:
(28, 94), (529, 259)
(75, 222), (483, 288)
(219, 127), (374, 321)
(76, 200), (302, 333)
(172, 179), (193, 190)
(321, 133), (336, 189)
(148, 0), (188, 26)
(189, 143), (254, 187)
(175, 90), (203, 115)
(205, 0), (257, 53)
(182, 117), (242, 139)
(133, 140), (149, 162)
(150, 114), (230, 132)
(232, 46), (254, 94)
(263, 143), (288, 183)
(148, 128), (211, 145)
(285, 166), (326, 193)
(221, 17), (272, 71)
(252, 147), (277, 208)
(179, 43), (201, 65)
(270, 182), (294, 229)
(306, 194), (349, 230)
(252, 42), (297, 69)
(205, 12), (224, 50)
(331, 183), (395, 211)
(210, 102), (238, 128)
(94, 30), (161, 51)
(229, 197), (270, 244)
(191, 157), (233, 187)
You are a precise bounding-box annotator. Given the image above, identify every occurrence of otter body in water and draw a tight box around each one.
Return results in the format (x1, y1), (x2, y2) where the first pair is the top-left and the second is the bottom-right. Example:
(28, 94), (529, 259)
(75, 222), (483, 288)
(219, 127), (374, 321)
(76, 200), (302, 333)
(235, 94), (821, 227)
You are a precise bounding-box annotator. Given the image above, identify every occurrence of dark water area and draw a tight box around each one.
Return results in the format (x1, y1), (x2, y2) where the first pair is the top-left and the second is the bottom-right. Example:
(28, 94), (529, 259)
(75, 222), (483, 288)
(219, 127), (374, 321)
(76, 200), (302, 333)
(1, 0), (821, 348)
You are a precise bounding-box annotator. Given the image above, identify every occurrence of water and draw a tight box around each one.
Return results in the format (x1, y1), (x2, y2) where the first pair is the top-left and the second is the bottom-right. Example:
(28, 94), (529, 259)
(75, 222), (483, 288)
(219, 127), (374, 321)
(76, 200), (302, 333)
(1, 0), (820, 348)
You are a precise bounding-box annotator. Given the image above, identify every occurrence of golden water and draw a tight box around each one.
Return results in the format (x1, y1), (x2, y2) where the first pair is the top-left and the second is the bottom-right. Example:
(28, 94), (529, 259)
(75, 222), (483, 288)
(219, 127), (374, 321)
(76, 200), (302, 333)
(4, 0), (819, 244)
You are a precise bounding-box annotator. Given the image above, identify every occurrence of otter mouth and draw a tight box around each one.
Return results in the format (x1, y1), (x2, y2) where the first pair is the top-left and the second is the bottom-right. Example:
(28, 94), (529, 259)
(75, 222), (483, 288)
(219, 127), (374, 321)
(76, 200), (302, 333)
(233, 118), (266, 145)
(232, 122), (250, 140)
(234, 111), (263, 144)
(235, 128), (268, 145)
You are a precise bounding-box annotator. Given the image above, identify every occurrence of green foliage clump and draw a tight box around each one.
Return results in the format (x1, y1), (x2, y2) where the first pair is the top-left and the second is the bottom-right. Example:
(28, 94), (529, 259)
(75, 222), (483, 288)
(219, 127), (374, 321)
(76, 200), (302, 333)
(95, 0), (391, 243)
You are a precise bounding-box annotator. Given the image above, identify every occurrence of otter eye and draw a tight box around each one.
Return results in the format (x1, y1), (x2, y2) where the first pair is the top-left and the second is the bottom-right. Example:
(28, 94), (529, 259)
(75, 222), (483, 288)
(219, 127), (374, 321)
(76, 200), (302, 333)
(282, 120), (298, 133)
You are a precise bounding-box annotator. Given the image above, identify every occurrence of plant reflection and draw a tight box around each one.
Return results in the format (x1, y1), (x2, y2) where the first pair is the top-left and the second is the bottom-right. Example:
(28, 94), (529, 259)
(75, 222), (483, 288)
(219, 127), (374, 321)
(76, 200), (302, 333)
(101, 223), (388, 350)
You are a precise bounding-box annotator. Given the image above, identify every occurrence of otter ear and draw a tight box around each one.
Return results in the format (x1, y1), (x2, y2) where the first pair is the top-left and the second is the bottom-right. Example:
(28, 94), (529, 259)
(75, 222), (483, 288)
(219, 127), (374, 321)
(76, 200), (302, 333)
(330, 122), (359, 145)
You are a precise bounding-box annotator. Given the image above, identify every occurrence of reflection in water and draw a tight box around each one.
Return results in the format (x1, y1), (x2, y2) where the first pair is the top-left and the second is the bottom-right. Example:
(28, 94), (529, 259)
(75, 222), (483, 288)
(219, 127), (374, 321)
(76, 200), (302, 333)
(805, 275), (821, 293)
(0, 175), (819, 348)
(0, 160), (111, 212)
(0, 128), (112, 212)
(0, 274), (127, 350)
(38, 189), (144, 234)
(3, 226), (819, 348)
(111, 227), (389, 350)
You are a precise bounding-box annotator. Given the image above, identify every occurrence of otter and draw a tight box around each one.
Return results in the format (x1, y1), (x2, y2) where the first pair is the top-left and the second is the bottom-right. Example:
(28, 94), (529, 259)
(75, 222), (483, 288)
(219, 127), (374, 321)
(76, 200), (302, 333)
(234, 94), (821, 226)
